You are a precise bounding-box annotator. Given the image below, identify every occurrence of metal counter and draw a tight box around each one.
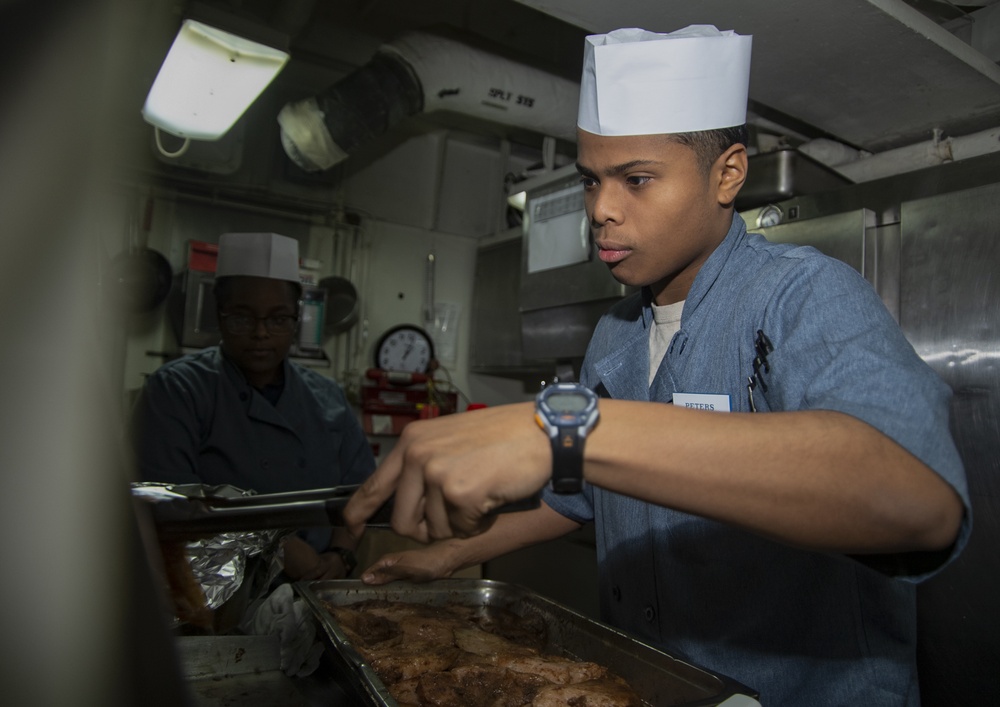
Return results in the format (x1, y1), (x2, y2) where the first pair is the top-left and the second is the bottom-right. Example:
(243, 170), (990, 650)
(174, 634), (354, 707)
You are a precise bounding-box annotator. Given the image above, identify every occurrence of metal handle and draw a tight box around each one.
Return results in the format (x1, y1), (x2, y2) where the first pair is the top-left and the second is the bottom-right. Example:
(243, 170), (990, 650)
(139, 484), (540, 540)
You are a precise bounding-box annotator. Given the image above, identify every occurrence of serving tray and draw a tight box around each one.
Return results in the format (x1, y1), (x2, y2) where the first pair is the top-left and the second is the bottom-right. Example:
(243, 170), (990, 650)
(295, 579), (756, 707)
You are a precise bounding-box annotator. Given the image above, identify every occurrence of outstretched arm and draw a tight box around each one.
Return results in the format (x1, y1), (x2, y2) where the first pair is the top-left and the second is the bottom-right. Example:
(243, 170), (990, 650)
(344, 400), (963, 554)
(359, 504), (580, 585)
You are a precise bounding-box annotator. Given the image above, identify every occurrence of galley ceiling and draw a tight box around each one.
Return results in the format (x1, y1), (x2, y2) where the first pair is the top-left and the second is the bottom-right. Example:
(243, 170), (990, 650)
(140, 0), (1000, 158)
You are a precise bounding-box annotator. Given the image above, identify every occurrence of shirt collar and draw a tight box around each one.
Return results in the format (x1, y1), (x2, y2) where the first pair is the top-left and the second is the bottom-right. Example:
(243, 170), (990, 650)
(639, 212), (748, 325)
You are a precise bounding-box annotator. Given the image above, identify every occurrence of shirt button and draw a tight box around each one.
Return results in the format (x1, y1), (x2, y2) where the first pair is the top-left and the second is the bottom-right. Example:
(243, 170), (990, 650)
(239, 392), (248, 402)
(643, 605), (656, 623)
(298, 458), (306, 468)
(612, 585), (622, 602)
(261, 460), (269, 469)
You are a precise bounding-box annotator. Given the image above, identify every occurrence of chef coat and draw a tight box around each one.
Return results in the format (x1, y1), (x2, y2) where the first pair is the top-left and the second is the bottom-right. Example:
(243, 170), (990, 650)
(543, 213), (971, 706)
(131, 347), (375, 549)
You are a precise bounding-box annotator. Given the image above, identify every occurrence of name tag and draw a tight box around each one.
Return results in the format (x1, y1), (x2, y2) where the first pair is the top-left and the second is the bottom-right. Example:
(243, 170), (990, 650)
(673, 393), (731, 412)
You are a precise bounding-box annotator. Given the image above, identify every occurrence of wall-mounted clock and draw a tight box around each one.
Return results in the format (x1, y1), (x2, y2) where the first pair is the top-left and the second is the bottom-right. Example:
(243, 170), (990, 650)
(374, 324), (435, 374)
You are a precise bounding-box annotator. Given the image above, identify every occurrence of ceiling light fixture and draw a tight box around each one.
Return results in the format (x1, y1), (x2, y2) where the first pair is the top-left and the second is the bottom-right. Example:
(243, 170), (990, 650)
(141, 15), (290, 156)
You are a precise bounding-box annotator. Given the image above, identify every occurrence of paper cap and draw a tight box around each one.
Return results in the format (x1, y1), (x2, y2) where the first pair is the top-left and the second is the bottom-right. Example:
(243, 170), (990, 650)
(578, 25), (752, 136)
(215, 232), (301, 283)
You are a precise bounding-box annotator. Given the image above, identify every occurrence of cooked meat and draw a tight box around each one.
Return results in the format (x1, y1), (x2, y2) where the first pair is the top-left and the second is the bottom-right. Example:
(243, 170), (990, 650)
(391, 677), (422, 706)
(324, 601), (402, 647)
(325, 600), (644, 706)
(531, 677), (644, 707)
(450, 664), (552, 706)
(418, 666), (550, 706)
(454, 626), (538, 658)
(504, 655), (608, 685)
(366, 641), (462, 684)
(399, 614), (465, 645)
(355, 599), (464, 624)
(470, 605), (549, 652)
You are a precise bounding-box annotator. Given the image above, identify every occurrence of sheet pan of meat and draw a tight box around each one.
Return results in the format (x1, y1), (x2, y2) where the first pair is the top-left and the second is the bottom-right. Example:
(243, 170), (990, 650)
(294, 579), (756, 707)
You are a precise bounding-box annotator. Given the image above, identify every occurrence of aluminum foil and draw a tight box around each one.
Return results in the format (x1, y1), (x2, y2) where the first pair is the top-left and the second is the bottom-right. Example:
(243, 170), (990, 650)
(133, 482), (287, 617)
(184, 527), (285, 611)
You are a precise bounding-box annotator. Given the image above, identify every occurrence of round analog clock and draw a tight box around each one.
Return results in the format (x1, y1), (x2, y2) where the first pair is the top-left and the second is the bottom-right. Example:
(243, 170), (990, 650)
(374, 324), (435, 373)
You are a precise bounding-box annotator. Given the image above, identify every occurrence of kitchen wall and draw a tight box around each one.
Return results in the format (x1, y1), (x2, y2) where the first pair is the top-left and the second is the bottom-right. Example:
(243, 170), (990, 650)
(114, 103), (590, 609)
(119, 128), (537, 416)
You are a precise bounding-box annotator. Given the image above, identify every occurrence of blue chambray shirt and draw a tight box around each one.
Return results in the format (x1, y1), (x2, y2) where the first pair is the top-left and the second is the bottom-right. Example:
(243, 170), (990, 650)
(543, 214), (970, 706)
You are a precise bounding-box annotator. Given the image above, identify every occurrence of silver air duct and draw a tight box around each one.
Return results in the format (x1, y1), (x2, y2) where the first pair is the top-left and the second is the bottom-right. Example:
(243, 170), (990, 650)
(278, 31), (580, 172)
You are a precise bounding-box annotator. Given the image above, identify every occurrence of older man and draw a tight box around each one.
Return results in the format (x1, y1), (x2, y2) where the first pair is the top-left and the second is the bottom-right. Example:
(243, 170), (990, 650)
(132, 232), (374, 580)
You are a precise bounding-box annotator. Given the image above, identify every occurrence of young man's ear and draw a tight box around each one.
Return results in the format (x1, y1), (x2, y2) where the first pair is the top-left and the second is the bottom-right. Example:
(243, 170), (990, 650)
(714, 143), (748, 207)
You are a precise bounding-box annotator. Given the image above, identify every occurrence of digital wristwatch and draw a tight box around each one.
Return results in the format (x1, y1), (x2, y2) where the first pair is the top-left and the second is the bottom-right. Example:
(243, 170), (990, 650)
(534, 382), (600, 494)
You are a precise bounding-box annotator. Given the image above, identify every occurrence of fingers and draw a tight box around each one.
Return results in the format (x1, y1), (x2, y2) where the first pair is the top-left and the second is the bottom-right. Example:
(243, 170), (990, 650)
(398, 460), (492, 541)
(448, 503), (498, 539)
(421, 477), (456, 541)
(346, 407), (545, 543)
(359, 555), (404, 585)
(392, 453), (433, 542)
(359, 551), (452, 585)
(343, 450), (404, 538)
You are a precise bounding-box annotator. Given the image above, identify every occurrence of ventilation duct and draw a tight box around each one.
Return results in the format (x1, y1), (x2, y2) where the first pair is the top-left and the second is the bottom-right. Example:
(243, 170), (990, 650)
(278, 31), (581, 172)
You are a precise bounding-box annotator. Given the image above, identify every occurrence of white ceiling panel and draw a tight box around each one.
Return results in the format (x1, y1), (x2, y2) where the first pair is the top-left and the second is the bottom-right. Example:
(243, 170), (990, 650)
(516, 0), (1000, 151)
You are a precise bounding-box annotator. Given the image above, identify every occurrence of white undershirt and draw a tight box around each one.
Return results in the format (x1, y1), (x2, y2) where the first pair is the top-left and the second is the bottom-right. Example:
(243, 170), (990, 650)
(649, 300), (684, 386)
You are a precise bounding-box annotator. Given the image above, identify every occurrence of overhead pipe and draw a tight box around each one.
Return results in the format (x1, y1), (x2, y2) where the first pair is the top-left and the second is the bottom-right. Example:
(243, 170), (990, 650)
(800, 126), (1000, 183)
(277, 30), (580, 172)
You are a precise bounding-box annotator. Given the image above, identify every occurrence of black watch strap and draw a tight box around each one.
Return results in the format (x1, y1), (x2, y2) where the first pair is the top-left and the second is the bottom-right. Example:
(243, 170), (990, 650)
(550, 427), (584, 494)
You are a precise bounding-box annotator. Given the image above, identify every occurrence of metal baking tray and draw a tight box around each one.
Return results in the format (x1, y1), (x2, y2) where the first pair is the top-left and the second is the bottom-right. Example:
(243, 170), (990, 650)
(295, 579), (756, 707)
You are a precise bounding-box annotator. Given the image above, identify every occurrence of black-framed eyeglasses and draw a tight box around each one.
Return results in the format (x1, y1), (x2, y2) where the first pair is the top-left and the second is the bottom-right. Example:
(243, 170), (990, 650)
(219, 313), (298, 335)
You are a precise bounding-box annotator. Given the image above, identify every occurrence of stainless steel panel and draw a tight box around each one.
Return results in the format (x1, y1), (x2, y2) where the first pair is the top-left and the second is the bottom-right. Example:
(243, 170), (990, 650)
(736, 148), (852, 211)
(296, 579), (757, 707)
(525, 184), (590, 272)
(872, 222), (901, 323)
(739, 151), (1000, 230)
(470, 232), (607, 379)
(482, 165), (632, 370)
(174, 635), (354, 706)
(899, 182), (1000, 705)
(521, 298), (617, 363)
(753, 208), (875, 283)
(176, 635), (280, 678)
(520, 245), (628, 312)
(470, 238), (527, 371)
(518, 168), (628, 313)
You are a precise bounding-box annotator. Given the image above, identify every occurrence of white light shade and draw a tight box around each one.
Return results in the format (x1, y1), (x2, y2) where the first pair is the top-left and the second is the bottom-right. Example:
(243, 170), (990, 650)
(507, 190), (527, 212)
(142, 19), (289, 141)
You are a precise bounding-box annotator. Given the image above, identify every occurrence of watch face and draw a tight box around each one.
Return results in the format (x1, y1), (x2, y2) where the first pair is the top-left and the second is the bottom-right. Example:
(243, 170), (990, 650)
(537, 383), (599, 431)
(375, 325), (434, 373)
(547, 392), (589, 413)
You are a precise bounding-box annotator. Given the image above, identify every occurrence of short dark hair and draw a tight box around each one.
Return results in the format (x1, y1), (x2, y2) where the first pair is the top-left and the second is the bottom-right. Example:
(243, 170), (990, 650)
(213, 276), (302, 312)
(668, 124), (748, 173)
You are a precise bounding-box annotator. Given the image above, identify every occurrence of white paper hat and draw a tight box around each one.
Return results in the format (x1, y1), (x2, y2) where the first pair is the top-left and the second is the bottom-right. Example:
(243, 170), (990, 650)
(215, 232), (301, 283)
(578, 25), (752, 136)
